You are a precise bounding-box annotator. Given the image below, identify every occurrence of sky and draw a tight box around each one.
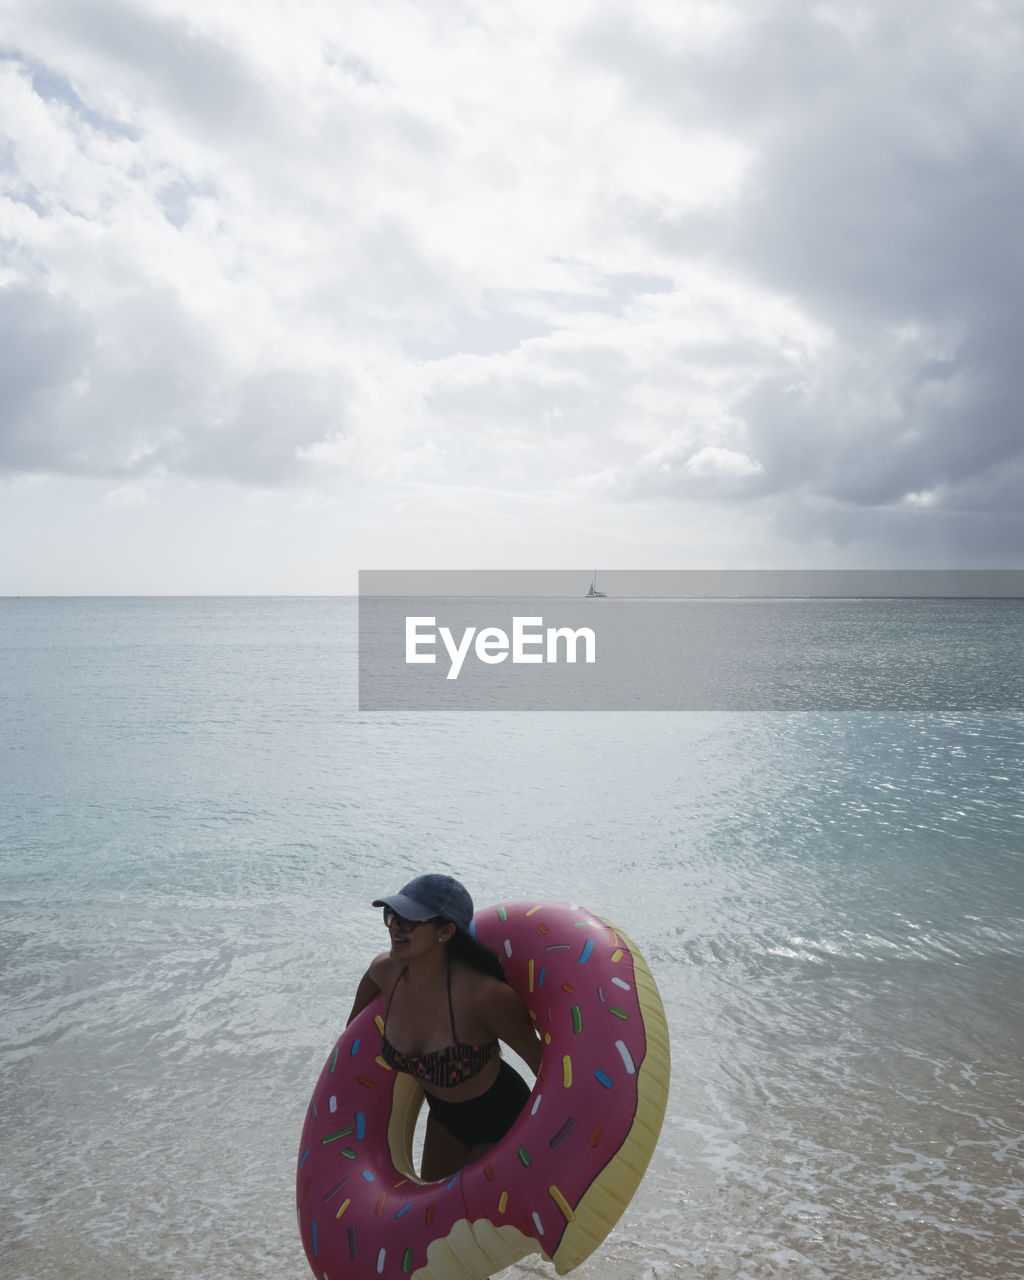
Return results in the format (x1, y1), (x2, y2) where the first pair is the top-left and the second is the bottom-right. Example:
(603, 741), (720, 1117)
(1, 0), (1022, 594)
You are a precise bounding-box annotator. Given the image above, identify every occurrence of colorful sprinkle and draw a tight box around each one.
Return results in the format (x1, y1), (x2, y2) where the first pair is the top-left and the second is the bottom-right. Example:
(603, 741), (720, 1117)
(537, 922), (550, 934)
(335, 1198), (351, 1219)
(355, 1112), (366, 1140)
(530, 1095), (542, 1116)
(299, 1148), (309, 1169)
(374, 1055), (393, 1071)
(526, 905), (543, 916)
(594, 1069), (614, 1089)
(320, 1128), (353, 1145)
(323, 1178), (351, 1203)
(517, 1145), (532, 1167)
(612, 976), (631, 991)
(497, 906), (508, 921)
(498, 1190), (509, 1214)
(311, 1219), (318, 1257)
(531, 1211), (545, 1235)
(548, 1184), (576, 1222)
(549, 1116), (577, 1149)
(361, 1170), (375, 1183)
(504, 939), (512, 958)
(616, 1040), (637, 1074)
(538, 966), (547, 988)
(357, 1075), (376, 1089)
(579, 939), (595, 964)
(562, 1055), (573, 1088)
(330, 1046), (339, 1072)
(425, 1205), (436, 1227)
(561, 981), (576, 994)
(402, 1248), (414, 1274)
(483, 1163), (495, 1181)
(395, 1200), (413, 1219)
(597, 985), (607, 1003)
(589, 1124), (604, 1147)
(570, 1005), (583, 1033)
(374, 1015), (384, 1034)
(545, 943), (570, 953)
(610, 949), (624, 962)
(376, 1247), (386, 1273)
(347, 1225), (358, 1260)
(609, 1006), (629, 1021)
(528, 958), (535, 992)
(328, 1095), (337, 1113)
(374, 1192), (385, 1214)
(340, 1148), (357, 1160)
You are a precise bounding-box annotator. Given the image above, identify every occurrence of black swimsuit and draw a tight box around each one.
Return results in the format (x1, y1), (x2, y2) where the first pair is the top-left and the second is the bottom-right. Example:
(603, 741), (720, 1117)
(423, 1060), (530, 1146)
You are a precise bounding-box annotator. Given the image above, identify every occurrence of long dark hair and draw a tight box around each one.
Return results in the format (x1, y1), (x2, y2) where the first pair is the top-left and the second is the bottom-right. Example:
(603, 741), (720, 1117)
(447, 925), (506, 981)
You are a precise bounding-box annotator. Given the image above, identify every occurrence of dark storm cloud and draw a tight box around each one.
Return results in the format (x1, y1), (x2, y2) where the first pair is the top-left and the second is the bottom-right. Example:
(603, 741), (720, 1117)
(575, 1), (1024, 553)
(0, 283), (96, 472)
(0, 283), (345, 486)
(577, 3), (1024, 318)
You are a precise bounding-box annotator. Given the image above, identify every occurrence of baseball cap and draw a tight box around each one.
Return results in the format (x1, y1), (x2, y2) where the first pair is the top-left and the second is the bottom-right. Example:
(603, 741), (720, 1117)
(372, 873), (474, 933)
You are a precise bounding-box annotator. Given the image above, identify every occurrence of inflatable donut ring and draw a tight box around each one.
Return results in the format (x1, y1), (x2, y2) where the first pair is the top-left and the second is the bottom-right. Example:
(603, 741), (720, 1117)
(296, 900), (670, 1279)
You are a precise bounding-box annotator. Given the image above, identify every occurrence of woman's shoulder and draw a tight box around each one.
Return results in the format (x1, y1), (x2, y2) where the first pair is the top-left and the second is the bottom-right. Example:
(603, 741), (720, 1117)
(451, 960), (509, 1007)
(367, 951), (402, 987)
(347, 951), (401, 1025)
(451, 960), (534, 1048)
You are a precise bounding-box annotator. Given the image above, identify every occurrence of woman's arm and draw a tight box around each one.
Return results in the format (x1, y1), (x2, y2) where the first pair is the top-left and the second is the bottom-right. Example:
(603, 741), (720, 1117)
(481, 980), (543, 1074)
(345, 954), (389, 1026)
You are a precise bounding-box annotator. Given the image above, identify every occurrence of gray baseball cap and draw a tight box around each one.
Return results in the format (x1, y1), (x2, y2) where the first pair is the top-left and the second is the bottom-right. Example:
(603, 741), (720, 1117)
(372, 873), (474, 933)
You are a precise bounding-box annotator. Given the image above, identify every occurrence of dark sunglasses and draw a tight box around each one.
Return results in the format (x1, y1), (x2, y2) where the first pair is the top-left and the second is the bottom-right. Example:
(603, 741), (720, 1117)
(383, 906), (439, 932)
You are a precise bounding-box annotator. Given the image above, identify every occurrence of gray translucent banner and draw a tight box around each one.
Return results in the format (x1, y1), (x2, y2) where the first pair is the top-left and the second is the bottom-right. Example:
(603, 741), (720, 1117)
(358, 571), (1024, 711)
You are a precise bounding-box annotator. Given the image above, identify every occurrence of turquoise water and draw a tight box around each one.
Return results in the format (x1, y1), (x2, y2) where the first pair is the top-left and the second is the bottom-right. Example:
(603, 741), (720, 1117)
(1, 597), (1022, 1279)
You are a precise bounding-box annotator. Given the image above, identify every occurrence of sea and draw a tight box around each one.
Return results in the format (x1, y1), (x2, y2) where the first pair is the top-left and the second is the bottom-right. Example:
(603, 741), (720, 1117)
(1, 595), (1022, 1280)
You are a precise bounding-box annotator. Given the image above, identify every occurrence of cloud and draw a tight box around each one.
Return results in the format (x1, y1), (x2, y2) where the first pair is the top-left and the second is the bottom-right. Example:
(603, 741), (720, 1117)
(0, 279), (350, 485)
(1, 0), (1023, 586)
(0, 283), (97, 472)
(568, 0), (1024, 553)
(686, 446), (762, 480)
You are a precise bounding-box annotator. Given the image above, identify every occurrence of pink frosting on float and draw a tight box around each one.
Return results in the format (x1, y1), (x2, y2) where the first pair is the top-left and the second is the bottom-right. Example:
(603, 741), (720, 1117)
(296, 901), (652, 1280)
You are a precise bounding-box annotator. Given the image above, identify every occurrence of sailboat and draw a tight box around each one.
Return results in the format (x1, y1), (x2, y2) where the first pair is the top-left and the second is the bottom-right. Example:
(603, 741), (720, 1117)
(586, 571), (607, 598)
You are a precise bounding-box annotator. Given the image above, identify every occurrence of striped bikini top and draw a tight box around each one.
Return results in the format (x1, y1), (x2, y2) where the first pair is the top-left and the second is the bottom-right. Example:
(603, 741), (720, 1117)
(380, 965), (498, 1088)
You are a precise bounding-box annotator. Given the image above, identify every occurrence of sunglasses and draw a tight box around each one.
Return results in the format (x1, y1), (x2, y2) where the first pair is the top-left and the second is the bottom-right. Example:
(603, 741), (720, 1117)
(383, 906), (440, 932)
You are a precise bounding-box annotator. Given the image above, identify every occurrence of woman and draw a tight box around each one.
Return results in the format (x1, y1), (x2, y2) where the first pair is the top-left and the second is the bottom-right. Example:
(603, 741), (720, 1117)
(347, 873), (542, 1180)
